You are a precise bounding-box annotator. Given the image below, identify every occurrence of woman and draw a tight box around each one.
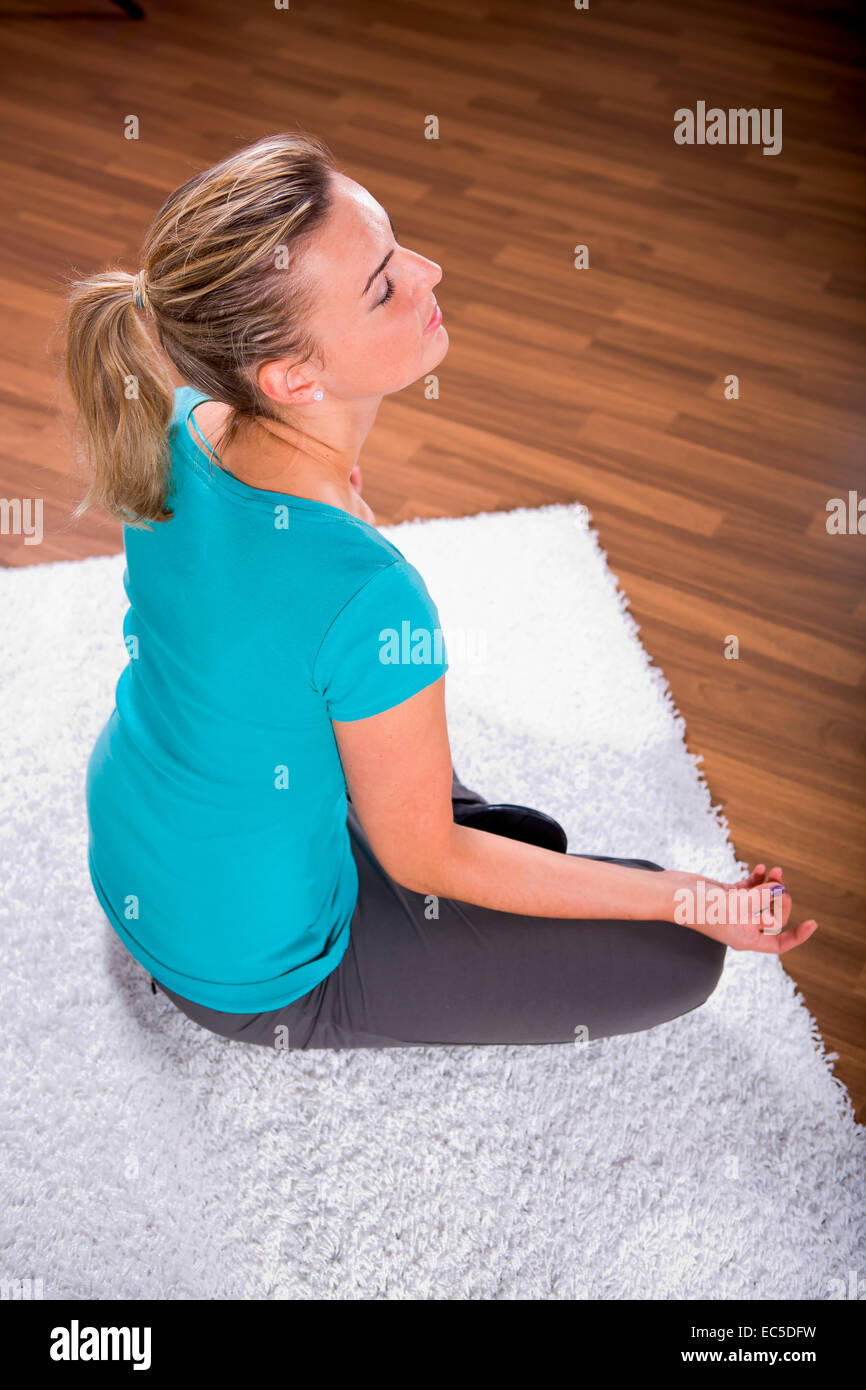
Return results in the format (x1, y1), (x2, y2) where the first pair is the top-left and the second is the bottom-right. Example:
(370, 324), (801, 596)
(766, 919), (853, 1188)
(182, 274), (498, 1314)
(63, 132), (818, 1051)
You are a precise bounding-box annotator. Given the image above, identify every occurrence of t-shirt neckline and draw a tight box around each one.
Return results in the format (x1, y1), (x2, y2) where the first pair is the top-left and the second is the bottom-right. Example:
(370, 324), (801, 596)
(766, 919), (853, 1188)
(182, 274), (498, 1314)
(179, 392), (378, 529)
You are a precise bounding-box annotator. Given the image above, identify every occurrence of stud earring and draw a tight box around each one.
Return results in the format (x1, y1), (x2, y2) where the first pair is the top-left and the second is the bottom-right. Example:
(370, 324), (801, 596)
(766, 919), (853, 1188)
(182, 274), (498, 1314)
(313, 390), (323, 401)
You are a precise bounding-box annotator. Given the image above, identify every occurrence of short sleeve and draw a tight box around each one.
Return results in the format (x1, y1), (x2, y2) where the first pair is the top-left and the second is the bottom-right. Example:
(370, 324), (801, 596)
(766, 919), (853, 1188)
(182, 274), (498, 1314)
(313, 557), (449, 721)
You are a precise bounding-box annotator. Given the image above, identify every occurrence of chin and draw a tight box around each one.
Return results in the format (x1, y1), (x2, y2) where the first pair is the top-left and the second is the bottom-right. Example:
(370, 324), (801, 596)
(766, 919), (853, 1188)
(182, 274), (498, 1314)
(426, 325), (449, 362)
(388, 335), (449, 394)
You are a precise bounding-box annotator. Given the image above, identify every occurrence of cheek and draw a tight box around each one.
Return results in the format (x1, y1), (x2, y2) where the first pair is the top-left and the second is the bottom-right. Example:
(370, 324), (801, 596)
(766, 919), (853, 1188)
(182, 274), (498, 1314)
(382, 306), (424, 362)
(345, 311), (424, 387)
(326, 290), (441, 396)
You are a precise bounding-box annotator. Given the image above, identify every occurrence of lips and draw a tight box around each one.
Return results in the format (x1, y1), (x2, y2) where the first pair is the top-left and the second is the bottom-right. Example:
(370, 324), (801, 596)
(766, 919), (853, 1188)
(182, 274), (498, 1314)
(424, 300), (442, 333)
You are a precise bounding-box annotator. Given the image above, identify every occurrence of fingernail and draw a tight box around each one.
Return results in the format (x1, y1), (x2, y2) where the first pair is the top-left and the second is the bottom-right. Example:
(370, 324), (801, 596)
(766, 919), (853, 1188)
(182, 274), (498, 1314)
(770, 884), (785, 895)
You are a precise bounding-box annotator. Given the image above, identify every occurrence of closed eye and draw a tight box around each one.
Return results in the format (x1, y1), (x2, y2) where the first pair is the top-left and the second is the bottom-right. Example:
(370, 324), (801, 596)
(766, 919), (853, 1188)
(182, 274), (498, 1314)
(378, 274), (395, 306)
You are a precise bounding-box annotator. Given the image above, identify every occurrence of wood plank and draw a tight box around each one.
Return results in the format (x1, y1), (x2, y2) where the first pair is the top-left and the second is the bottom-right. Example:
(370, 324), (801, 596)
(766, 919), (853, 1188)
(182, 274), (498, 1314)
(0, 0), (863, 1122)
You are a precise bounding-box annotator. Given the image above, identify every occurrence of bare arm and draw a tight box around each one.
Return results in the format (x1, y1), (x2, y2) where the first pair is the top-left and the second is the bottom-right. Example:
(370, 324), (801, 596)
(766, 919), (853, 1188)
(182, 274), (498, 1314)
(334, 674), (672, 921)
(334, 674), (820, 955)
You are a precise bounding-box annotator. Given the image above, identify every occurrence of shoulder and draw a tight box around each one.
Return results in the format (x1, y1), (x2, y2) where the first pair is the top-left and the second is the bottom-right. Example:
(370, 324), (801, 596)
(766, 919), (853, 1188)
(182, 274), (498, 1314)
(312, 547), (449, 717)
(322, 527), (433, 607)
(318, 548), (442, 660)
(332, 514), (430, 581)
(169, 384), (209, 432)
(166, 385), (208, 455)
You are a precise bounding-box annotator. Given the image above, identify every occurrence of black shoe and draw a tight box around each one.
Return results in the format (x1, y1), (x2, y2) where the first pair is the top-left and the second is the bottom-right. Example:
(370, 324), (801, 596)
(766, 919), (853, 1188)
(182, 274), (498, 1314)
(452, 801), (568, 853)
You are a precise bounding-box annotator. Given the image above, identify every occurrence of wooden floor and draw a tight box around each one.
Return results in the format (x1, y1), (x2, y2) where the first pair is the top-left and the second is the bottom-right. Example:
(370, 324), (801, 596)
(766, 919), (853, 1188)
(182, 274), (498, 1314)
(1, 0), (864, 1118)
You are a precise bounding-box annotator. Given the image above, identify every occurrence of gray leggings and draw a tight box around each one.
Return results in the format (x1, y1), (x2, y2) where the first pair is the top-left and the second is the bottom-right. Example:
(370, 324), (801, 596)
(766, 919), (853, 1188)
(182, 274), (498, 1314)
(154, 771), (726, 1049)
(154, 767), (722, 1045)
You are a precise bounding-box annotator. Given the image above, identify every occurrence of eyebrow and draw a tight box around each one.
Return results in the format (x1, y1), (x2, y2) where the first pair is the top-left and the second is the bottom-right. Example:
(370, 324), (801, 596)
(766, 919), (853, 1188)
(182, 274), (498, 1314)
(362, 213), (398, 297)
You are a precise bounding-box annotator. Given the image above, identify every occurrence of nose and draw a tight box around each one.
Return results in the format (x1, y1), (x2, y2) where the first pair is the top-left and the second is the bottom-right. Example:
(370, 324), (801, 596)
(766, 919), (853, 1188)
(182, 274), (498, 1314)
(408, 247), (441, 284)
(414, 255), (441, 308)
(425, 256), (442, 288)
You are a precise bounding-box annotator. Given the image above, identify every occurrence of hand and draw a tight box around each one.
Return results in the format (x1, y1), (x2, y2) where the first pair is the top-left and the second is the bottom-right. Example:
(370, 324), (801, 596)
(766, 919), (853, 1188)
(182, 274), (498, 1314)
(348, 465), (377, 526)
(664, 864), (819, 955)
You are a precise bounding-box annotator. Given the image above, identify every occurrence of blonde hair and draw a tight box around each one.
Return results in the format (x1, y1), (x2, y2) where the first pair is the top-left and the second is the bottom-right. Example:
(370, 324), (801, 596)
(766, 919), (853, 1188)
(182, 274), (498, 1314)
(62, 131), (336, 526)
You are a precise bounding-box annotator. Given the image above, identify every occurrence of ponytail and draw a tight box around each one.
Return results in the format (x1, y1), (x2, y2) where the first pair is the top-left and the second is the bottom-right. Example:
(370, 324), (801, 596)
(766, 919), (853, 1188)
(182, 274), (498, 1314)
(61, 132), (336, 530)
(63, 270), (176, 527)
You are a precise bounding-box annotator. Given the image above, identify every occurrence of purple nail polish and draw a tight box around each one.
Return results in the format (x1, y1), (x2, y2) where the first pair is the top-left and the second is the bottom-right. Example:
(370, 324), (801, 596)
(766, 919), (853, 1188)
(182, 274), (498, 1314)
(770, 884), (785, 895)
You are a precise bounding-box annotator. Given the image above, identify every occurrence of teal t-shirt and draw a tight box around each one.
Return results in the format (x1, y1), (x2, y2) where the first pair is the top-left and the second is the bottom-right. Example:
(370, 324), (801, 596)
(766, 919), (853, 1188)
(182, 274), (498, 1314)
(86, 386), (449, 1012)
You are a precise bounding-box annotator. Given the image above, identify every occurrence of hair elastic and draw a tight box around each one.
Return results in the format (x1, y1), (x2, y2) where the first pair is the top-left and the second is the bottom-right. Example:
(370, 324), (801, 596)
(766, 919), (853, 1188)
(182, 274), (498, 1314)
(131, 271), (147, 311)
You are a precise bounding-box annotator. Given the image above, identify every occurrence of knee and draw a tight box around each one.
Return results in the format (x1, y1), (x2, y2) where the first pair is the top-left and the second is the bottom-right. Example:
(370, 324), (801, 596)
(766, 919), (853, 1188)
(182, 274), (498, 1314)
(690, 935), (727, 1008)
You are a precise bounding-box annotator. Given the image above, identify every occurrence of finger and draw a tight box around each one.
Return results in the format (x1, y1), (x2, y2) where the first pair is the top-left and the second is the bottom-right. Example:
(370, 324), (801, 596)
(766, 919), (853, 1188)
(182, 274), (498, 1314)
(776, 920), (819, 954)
(752, 885), (773, 924)
(758, 917), (814, 953)
(758, 884), (790, 929)
(749, 921), (794, 954)
(735, 866), (765, 890)
(746, 887), (783, 932)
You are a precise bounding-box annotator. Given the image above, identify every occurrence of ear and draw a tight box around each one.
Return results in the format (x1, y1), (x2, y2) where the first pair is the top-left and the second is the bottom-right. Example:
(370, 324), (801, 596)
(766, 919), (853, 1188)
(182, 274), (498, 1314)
(257, 358), (319, 408)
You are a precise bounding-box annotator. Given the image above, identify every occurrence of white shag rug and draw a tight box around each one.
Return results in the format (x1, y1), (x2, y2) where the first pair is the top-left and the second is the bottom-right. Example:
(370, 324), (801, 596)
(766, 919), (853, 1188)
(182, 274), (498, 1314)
(1, 502), (863, 1301)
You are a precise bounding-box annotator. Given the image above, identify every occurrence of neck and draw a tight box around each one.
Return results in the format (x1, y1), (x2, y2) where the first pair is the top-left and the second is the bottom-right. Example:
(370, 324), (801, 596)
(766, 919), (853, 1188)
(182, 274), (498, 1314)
(236, 396), (382, 511)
